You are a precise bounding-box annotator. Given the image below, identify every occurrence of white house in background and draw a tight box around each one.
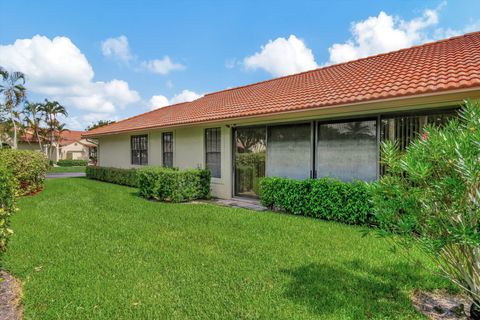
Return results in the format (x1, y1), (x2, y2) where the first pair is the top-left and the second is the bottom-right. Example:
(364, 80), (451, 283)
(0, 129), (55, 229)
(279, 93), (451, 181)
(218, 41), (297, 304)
(84, 32), (480, 200)
(19, 130), (96, 162)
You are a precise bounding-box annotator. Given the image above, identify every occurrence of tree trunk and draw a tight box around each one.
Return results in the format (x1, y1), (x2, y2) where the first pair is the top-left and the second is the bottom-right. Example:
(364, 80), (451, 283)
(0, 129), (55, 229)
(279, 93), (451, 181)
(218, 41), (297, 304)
(35, 129), (42, 152)
(11, 115), (17, 149)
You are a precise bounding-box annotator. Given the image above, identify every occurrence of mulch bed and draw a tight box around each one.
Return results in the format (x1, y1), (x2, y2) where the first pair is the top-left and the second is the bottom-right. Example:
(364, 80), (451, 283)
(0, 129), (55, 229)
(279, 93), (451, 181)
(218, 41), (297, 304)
(412, 289), (471, 319)
(0, 271), (22, 320)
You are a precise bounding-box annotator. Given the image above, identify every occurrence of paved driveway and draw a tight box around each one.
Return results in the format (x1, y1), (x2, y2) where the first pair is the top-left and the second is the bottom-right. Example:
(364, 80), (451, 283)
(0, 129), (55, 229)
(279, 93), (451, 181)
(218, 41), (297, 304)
(47, 172), (86, 179)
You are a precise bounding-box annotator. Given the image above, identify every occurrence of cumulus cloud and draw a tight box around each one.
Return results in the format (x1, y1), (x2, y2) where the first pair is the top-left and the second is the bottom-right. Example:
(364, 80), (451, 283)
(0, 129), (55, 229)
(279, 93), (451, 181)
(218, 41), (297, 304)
(148, 95), (169, 110)
(101, 35), (132, 64)
(140, 56), (185, 75)
(101, 35), (184, 75)
(149, 89), (203, 110)
(243, 35), (318, 77)
(0, 35), (140, 127)
(328, 6), (442, 64)
(170, 90), (202, 105)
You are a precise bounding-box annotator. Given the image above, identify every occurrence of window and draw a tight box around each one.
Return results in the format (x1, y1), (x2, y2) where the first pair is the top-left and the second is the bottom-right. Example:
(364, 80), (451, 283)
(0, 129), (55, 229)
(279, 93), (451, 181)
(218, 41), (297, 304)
(317, 120), (377, 182)
(266, 123), (312, 179)
(131, 135), (148, 165)
(162, 132), (173, 167)
(205, 128), (221, 178)
(380, 111), (456, 150)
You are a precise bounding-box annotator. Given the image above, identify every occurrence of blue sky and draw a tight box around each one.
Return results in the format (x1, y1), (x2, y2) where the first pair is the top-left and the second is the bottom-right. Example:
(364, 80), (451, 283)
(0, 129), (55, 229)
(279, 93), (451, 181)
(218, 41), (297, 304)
(1, 0), (479, 130)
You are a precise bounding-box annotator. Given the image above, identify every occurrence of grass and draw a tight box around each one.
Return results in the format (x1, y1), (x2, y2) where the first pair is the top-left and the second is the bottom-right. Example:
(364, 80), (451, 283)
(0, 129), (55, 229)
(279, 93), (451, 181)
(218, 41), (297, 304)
(4, 178), (451, 319)
(47, 166), (86, 173)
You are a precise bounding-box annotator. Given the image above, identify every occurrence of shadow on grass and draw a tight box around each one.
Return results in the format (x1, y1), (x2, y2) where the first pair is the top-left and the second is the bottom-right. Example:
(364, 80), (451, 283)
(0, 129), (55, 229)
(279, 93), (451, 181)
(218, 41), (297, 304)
(282, 260), (426, 318)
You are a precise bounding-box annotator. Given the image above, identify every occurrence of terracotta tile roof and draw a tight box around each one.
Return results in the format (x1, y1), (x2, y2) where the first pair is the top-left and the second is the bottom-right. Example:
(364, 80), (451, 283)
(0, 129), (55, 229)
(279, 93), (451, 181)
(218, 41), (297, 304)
(84, 31), (480, 137)
(59, 130), (86, 146)
(21, 130), (86, 146)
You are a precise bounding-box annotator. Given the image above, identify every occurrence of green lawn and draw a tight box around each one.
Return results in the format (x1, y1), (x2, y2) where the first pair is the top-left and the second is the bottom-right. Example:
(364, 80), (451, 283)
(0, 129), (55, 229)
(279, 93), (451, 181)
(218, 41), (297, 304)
(47, 166), (86, 173)
(4, 178), (450, 319)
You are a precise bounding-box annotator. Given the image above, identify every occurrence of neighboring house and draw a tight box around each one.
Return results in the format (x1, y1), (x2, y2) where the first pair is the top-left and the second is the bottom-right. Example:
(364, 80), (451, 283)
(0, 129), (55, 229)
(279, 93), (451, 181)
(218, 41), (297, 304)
(84, 32), (480, 200)
(19, 130), (97, 162)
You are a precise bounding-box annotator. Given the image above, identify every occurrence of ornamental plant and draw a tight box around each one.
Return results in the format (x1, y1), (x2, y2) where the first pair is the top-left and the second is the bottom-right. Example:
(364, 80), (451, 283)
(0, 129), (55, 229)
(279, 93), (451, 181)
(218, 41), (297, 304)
(0, 163), (16, 263)
(371, 100), (480, 317)
(0, 149), (49, 195)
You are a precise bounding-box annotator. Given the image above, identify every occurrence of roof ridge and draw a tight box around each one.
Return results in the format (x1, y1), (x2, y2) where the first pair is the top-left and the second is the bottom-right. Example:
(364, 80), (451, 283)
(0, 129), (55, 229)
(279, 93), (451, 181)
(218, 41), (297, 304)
(204, 31), (480, 97)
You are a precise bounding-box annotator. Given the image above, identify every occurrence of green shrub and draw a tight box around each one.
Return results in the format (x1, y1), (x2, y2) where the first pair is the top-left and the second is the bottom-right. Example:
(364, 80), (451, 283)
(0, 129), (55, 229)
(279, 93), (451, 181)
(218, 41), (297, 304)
(57, 159), (88, 167)
(0, 149), (49, 195)
(371, 100), (480, 311)
(86, 166), (138, 187)
(138, 167), (211, 203)
(0, 163), (16, 261)
(260, 177), (373, 225)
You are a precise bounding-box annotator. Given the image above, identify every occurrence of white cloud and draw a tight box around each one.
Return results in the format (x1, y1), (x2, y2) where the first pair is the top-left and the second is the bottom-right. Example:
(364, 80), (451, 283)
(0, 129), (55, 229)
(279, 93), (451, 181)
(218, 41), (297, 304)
(148, 95), (169, 110)
(101, 35), (184, 75)
(141, 56), (185, 75)
(170, 90), (202, 105)
(328, 6), (442, 64)
(149, 90), (203, 110)
(101, 35), (132, 64)
(243, 35), (318, 77)
(0, 35), (140, 128)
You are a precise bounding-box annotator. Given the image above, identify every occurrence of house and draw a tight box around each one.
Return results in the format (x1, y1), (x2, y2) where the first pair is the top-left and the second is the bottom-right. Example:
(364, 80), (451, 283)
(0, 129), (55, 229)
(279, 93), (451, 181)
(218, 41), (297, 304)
(19, 130), (97, 162)
(83, 32), (480, 199)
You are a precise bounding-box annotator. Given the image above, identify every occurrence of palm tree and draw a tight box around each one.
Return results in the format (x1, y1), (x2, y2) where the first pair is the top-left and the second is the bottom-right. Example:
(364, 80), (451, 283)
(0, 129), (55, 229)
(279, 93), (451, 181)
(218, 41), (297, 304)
(23, 101), (45, 152)
(40, 99), (68, 160)
(0, 67), (27, 149)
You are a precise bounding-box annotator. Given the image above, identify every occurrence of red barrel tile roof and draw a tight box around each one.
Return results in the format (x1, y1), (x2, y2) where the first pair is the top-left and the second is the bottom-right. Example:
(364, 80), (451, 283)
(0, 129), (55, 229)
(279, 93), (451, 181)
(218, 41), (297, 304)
(84, 32), (480, 137)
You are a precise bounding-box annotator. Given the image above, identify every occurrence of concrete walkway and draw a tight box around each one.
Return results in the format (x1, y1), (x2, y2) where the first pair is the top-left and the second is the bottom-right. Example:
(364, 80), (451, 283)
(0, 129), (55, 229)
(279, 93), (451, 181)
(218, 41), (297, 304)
(46, 172), (86, 179)
(213, 198), (267, 211)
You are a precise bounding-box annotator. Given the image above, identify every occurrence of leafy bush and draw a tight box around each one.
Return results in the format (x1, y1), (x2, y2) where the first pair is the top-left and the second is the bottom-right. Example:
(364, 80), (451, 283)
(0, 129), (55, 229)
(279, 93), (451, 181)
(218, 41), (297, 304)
(260, 177), (373, 225)
(86, 166), (138, 187)
(57, 159), (88, 167)
(0, 149), (49, 195)
(138, 167), (211, 203)
(0, 163), (16, 261)
(371, 100), (480, 314)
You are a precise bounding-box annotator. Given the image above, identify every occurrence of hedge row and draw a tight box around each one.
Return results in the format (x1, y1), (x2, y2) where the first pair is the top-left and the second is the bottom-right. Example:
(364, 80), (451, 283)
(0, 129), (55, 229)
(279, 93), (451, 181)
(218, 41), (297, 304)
(0, 149), (49, 195)
(57, 159), (88, 167)
(86, 166), (138, 187)
(138, 167), (211, 203)
(0, 163), (16, 261)
(260, 177), (374, 225)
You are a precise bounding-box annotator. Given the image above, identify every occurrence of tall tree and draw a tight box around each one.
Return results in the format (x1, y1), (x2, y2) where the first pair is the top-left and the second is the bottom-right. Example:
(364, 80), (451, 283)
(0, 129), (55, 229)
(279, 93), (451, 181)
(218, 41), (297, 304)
(40, 99), (68, 160)
(86, 120), (115, 131)
(0, 67), (27, 149)
(23, 101), (45, 151)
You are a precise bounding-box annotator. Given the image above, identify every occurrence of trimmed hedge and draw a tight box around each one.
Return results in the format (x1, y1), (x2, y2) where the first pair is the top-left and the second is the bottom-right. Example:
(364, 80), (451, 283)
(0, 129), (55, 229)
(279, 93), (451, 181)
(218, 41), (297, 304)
(0, 163), (16, 260)
(0, 149), (49, 195)
(138, 167), (211, 203)
(86, 166), (138, 187)
(57, 159), (88, 167)
(260, 177), (374, 225)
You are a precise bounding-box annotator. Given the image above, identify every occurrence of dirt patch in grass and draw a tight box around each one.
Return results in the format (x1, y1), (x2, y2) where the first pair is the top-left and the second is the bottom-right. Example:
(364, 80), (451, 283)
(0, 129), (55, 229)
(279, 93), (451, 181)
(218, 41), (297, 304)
(0, 271), (22, 320)
(412, 290), (471, 319)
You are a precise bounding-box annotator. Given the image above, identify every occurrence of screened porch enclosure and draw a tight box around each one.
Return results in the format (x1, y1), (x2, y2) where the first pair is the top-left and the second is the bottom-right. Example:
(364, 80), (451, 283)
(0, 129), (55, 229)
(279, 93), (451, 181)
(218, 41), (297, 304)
(233, 108), (457, 198)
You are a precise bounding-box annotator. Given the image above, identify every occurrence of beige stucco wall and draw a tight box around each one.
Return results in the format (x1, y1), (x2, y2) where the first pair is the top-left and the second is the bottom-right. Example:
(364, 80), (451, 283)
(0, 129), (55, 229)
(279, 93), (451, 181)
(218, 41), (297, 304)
(97, 125), (232, 199)
(60, 140), (91, 160)
(95, 89), (480, 199)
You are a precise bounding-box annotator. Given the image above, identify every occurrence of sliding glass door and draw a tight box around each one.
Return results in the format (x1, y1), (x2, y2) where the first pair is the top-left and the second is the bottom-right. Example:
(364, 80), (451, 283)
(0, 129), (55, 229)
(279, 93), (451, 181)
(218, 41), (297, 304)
(234, 127), (266, 197)
(232, 108), (456, 198)
(317, 120), (378, 182)
(266, 123), (312, 179)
